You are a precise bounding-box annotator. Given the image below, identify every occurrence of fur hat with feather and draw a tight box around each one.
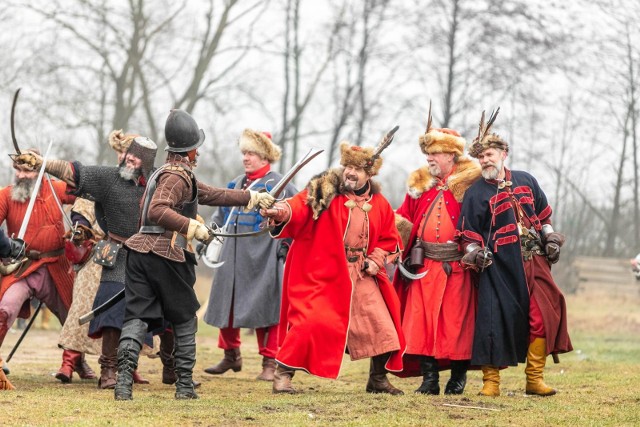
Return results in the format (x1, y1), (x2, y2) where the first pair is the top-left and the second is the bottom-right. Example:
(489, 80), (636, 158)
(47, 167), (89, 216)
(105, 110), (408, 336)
(468, 108), (508, 158)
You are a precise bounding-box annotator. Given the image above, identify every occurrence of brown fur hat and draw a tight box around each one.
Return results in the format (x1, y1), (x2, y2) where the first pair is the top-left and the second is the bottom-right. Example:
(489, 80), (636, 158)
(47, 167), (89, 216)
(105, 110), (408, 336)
(468, 133), (509, 158)
(109, 129), (139, 154)
(306, 168), (382, 219)
(406, 156), (481, 202)
(238, 129), (282, 163)
(419, 128), (466, 157)
(339, 141), (383, 176)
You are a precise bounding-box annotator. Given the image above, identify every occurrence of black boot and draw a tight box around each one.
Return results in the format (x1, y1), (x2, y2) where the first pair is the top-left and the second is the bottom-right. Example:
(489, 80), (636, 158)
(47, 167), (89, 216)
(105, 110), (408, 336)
(415, 356), (440, 395)
(173, 317), (198, 400)
(366, 354), (404, 395)
(114, 319), (147, 401)
(444, 360), (470, 395)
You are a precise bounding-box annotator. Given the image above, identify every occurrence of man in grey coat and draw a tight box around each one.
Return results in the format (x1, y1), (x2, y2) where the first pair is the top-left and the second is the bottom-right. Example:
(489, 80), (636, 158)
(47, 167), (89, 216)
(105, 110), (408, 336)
(203, 129), (297, 381)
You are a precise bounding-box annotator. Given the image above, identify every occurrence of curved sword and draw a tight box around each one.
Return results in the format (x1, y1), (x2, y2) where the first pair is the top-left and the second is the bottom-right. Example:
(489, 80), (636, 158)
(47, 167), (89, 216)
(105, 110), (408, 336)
(10, 88), (22, 155)
(396, 258), (428, 281)
(17, 140), (54, 240)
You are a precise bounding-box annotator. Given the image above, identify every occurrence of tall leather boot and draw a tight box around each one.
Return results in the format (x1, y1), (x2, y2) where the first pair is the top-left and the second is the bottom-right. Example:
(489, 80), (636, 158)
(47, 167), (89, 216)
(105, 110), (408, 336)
(366, 354), (404, 395)
(272, 364), (297, 394)
(173, 317), (198, 400)
(256, 357), (277, 381)
(114, 319), (147, 401)
(415, 356), (440, 395)
(159, 330), (177, 385)
(479, 365), (500, 396)
(55, 349), (82, 383)
(444, 360), (470, 395)
(525, 338), (556, 396)
(0, 357), (15, 390)
(75, 353), (97, 380)
(98, 327), (121, 389)
(203, 348), (242, 375)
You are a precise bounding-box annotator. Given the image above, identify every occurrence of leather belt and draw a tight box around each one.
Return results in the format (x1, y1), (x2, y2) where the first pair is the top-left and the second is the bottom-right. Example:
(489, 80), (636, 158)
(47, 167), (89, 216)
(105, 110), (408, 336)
(345, 246), (365, 263)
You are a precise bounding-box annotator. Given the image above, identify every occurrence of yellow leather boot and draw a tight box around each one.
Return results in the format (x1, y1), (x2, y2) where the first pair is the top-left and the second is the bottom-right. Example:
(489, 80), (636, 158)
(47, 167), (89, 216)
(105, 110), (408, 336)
(525, 337), (557, 396)
(0, 358), (15, 390)
(478, 366), (500, 396)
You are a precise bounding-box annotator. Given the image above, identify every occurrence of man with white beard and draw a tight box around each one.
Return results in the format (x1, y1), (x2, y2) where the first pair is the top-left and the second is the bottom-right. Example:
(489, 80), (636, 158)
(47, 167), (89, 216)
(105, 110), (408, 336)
(0, 152), (78, 390)
(456, 111), (572, 397)
(13, 135), (157, 390)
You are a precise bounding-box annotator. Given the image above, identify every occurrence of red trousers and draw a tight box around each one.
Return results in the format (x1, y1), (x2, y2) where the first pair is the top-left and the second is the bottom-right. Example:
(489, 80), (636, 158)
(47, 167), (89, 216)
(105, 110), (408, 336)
(217, 325), (279, 358)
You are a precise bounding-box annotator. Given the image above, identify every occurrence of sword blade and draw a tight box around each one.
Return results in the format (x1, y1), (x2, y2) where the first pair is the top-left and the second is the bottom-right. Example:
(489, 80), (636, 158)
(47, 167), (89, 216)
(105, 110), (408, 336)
(45, 173), (74, 230)
(17, 139), (54, 239)
(269, 148), (323, 198)
(397, 260), (428, 280)
(10, 88), (22, 155)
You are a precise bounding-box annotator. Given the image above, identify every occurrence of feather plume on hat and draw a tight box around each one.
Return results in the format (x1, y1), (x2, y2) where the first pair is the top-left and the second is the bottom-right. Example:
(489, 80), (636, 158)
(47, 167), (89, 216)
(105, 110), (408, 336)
(418, 101), (466, 156)
(468, 108), (508, 158)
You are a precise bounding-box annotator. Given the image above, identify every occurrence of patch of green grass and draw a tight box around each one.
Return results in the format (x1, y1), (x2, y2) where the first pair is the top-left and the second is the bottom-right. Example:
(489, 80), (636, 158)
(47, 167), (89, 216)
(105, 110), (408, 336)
(2, 290), (639, 426)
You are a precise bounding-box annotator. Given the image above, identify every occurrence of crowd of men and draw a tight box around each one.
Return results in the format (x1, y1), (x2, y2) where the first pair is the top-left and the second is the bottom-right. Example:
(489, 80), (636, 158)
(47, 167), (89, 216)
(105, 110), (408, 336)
(0, 106), (572, 399)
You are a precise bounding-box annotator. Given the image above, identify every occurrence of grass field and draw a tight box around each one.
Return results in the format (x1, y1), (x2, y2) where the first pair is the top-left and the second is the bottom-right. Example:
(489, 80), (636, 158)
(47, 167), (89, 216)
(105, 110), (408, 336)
(1, 283), (639, 426)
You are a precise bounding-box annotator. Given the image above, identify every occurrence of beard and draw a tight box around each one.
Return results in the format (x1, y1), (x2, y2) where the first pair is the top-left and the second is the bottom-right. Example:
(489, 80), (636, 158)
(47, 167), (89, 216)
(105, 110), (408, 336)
(11, 177), (36, 202)
(342, 173), (361, 192)
(119, 165), (142, 181)
(428, 163), (442, 177)
(481, 159), (503, 180)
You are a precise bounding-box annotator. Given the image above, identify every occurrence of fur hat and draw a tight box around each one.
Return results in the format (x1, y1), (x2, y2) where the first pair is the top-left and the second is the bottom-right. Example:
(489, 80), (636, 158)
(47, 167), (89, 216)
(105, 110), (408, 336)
(238, 129), (282, 163)
(419, 128), (466, 157)
(468, 133), (509, 158)
(109, 129), (139, 154)
(339, 141), (383, 177)
(468, 108), (507, 158)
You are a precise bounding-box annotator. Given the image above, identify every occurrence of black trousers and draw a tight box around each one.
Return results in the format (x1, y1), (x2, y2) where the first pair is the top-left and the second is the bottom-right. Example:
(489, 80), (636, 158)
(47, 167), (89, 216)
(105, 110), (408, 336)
(124, 251), (199, 331)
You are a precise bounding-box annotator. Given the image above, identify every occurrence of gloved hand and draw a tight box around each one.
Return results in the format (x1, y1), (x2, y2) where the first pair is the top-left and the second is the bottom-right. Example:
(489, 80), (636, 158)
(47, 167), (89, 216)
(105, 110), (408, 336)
(8, 238), (26, 259)
(544, 232), (565, 264)
(246, 190), (275, 211)
(461, 246), (493, 270)
(10, 150), (43, 172)
(187, 218), (212, 243)
(260, 203), (291, 224)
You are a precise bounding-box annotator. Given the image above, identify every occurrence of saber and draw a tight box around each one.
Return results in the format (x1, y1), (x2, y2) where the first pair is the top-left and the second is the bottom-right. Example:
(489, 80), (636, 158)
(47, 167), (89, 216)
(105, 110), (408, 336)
(396, 258), (428, 280)
(45, 174), (74, 230)
(10, 88), (21, 155)
(78, 290), (124, 325)
(16, 140), (54, 240)
(5, 301), (43, 363)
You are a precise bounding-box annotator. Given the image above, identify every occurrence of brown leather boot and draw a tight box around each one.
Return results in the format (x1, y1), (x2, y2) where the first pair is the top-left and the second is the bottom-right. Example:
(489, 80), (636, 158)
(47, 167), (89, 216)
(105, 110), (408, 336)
(0, 310), (10, 349)
(74, 353), (97, 380)
(203, 348), (242, 375)
(272, 364), (297, 394)
(132, 370), (150, 384)
(0, 357), (15, 390)
(366, 354), (404, 395)
(55, 350), (82, 383)
(98, 328), (119, 389)
(160, 330), (177, 384)
(256, 357), (277, 381)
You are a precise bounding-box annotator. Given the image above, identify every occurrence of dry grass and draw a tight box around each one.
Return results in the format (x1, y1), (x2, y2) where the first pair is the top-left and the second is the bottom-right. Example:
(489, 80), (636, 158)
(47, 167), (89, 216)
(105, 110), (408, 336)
(1, 281), (640, 426)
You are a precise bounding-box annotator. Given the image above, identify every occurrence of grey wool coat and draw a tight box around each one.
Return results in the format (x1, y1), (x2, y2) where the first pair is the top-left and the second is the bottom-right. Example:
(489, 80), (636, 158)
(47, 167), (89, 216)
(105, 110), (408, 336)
(202, 170), (297, 329)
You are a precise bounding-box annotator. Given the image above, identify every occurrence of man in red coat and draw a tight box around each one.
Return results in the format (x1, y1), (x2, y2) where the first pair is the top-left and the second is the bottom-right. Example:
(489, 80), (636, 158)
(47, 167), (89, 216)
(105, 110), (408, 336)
(0, 154), (82, 389)
(261, 139), (406, 395)
(394, 125), (480, 395)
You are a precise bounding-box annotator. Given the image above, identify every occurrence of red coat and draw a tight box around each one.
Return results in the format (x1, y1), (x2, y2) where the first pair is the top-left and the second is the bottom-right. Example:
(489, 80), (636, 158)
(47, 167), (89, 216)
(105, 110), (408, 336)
(394, 187), (476, 376)
(273, 188), (405, 379)
(0, 179), (76, 318)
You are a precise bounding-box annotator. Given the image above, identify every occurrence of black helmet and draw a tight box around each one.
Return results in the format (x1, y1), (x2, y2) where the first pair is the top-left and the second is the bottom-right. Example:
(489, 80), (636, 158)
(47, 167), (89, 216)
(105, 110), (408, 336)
(164, 109), (205, 152)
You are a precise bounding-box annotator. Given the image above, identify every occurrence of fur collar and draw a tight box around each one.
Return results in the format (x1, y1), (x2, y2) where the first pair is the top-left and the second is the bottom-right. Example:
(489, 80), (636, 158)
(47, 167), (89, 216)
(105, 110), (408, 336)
(306, 168), (381, 219)
(406, 157), (481, 202)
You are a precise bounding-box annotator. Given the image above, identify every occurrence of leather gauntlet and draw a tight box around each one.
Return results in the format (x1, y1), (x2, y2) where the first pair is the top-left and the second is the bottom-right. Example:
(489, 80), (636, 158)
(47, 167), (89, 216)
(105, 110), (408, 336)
(544, 232), (565, 264)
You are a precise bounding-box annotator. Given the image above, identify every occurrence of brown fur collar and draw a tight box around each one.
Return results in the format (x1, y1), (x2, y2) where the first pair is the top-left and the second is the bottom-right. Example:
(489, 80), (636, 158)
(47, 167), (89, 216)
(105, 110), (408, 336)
(406, 157), (481, 202)
(306, 168), (381, 219)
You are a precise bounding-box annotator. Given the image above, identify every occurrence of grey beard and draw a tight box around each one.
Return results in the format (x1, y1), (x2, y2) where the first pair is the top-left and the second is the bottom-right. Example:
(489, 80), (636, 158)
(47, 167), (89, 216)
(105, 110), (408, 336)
(119, 165), (141, 181)
(481, 160), (502, 180)
(11, 178), (36, 202)
(428, 164), (442, 177)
